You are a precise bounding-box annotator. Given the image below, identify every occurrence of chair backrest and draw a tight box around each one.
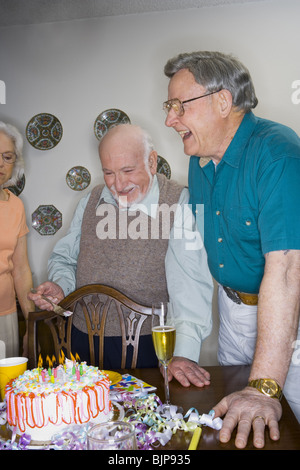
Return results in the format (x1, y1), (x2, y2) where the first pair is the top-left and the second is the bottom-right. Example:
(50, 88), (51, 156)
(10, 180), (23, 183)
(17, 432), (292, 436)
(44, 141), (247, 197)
(27, 284), (153, 370)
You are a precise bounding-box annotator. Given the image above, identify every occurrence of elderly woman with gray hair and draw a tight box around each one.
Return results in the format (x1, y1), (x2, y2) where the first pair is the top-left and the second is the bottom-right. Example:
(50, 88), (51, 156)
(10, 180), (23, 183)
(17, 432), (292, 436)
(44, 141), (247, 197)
(0, 121), (34, 357)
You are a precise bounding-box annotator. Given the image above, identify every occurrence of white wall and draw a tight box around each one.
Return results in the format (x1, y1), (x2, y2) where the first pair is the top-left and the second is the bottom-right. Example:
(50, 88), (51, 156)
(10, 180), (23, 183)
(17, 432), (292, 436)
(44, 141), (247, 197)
(1, 0), (299, 364)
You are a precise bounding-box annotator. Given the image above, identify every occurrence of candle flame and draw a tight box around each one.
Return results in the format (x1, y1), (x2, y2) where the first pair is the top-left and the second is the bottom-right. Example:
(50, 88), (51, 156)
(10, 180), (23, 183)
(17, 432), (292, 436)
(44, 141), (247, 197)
(59, 350), (65, 365)
(46, 355), (53, 368)
(70, 352), (80, 364)
(70, 352), (76, 362)
(38, 354), (43, 368)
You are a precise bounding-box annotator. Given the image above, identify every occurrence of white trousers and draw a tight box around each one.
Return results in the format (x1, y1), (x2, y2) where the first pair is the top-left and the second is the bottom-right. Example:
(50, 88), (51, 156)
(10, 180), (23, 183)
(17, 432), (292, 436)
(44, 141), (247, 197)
(218, 285), (300, 422)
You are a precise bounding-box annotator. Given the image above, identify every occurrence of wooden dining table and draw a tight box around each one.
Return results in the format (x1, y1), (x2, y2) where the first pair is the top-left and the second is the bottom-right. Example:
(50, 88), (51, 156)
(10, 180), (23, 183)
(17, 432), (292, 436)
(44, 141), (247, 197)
(122, 364), (300, 451)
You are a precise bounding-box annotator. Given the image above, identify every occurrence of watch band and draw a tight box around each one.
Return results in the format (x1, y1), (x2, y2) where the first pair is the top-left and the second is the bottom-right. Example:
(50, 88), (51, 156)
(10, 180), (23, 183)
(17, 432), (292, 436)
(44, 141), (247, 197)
(248, 378), (283, 400)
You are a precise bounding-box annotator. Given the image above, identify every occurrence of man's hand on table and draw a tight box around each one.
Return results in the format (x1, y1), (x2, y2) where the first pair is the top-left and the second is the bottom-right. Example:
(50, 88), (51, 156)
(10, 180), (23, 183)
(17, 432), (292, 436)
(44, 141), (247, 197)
(213, 387), (282, 448)
(166, 356), (211, 387)
(27, 281), (65, 311)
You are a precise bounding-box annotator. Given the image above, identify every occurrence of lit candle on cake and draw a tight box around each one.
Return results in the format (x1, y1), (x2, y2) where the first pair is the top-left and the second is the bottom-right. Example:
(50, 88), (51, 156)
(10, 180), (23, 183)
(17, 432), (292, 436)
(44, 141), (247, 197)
(46, 355), (53, 376)
(51, 355), (58, 378)
(38, 354), (43, 375)
(59, 350), (66, 372)
(70, 352), (76, 373)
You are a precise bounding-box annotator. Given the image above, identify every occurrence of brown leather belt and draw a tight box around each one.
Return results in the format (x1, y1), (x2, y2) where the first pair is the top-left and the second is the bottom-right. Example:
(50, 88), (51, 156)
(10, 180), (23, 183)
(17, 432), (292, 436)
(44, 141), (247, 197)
(223, 286), (258, 306)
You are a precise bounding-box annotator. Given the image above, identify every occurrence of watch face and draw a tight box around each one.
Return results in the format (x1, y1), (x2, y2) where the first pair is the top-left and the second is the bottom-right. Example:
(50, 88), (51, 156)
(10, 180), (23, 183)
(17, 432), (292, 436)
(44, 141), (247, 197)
(261, 380), (278, 396)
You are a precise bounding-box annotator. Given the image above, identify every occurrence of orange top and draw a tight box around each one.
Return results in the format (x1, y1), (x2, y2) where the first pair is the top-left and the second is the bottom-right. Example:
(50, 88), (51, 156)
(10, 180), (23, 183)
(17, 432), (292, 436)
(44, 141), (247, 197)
(0, 189), (29, 315)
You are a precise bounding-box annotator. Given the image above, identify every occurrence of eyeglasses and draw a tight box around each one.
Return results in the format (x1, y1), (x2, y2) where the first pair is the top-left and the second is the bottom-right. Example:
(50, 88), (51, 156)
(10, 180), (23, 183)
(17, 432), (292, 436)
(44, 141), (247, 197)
(0, 152), (17, 164)
(163, 89), (222, 116)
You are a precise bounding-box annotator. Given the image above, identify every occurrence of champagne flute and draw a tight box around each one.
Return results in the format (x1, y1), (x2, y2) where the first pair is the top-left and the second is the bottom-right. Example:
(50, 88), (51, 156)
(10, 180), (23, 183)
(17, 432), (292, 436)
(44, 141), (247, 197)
(152, 302), (176, 411)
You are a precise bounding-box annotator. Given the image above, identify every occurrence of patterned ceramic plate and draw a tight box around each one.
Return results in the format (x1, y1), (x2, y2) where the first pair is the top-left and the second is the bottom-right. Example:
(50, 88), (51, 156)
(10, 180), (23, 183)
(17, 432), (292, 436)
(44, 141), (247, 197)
(94, 108), (130, 140)
(157, 155), (171, 179)
(6, 174), (25, 196)
(26, 113), (63, 150)
(66, 166), (91, 191)
(32, 205), (62, 236)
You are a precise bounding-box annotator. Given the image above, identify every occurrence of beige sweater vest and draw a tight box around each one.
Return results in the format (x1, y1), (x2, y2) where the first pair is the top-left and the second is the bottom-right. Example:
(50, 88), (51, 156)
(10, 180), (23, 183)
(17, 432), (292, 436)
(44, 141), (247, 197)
(74, 174), (184, 334)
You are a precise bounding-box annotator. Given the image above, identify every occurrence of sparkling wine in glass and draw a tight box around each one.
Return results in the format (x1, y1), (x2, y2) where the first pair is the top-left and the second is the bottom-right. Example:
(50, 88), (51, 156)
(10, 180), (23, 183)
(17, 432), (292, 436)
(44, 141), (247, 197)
(152, 302), (176, 410)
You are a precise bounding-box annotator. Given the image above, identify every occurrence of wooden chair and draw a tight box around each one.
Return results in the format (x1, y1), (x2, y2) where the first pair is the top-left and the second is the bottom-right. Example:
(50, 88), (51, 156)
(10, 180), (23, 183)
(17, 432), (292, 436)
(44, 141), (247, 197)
(27, 284), (153, 369)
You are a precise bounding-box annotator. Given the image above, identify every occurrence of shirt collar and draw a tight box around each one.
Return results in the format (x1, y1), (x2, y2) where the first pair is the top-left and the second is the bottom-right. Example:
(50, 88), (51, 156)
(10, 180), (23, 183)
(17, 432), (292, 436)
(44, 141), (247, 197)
(96, 175), (159, 218)
(221, 111), (258, 168)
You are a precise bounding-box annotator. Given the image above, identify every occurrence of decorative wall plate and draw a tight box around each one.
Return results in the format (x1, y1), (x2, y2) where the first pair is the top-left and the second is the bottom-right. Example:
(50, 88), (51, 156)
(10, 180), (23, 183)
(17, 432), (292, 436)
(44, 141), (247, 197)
(32, 205), (62, 236)
(6, 174), (25, 196)
(94, 108), (130, 140)
(26, 113), (63, 150)
(157, 155), (171, 179)
(66, 166), (91, 191)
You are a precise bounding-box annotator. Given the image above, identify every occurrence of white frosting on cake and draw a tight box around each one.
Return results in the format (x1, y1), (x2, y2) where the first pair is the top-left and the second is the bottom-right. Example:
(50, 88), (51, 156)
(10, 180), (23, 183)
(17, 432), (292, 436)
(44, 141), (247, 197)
(5, 359), (112, 442)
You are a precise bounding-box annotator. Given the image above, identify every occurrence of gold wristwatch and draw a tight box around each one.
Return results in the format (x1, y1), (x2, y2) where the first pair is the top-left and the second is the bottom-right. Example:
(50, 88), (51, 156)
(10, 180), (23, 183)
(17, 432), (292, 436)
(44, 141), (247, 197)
(248, 378), (282, 400)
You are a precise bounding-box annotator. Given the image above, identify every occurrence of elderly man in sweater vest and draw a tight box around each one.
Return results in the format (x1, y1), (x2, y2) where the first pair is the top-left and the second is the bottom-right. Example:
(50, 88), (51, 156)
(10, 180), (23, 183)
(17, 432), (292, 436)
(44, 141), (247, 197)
(29, 124), (213, 387)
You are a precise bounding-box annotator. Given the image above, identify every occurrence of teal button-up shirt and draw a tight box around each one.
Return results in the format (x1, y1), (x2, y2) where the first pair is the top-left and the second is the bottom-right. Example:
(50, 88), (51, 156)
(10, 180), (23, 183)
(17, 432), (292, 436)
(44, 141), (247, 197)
(189, 112), (300, 294)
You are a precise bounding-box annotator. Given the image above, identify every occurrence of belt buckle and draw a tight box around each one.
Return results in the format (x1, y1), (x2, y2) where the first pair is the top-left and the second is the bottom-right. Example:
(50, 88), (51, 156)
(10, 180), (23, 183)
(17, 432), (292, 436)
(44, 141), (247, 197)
(223, 286), (242, 305)
(223, 286), (258, 306)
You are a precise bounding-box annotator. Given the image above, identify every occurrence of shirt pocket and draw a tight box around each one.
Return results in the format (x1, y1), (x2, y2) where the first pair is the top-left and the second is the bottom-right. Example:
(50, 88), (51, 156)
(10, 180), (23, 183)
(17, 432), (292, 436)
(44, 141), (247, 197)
(225, 206), (259, 242)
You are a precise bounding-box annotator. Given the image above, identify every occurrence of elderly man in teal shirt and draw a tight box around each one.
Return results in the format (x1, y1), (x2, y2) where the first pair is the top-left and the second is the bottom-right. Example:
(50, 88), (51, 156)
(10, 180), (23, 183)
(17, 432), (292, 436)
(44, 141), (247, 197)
(164, 50), (300, 449)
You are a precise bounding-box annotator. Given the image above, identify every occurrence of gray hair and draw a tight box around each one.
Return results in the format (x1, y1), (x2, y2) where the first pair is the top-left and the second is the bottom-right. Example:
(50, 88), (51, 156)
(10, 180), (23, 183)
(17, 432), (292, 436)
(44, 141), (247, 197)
(101, 123), (155, 170)
(140, 127), (154, 168)
(164, 51), (258, 112)
(0, 121), (25, 187)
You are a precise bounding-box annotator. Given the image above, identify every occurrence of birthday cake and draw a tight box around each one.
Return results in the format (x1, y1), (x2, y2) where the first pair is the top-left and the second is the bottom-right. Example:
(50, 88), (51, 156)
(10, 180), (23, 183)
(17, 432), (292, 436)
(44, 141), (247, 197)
(5, 359), (112, 443)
